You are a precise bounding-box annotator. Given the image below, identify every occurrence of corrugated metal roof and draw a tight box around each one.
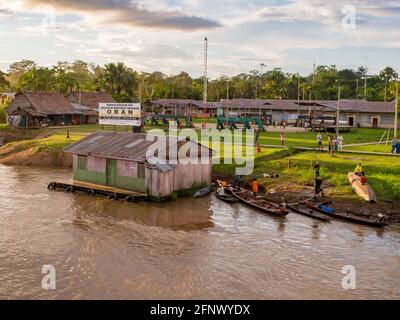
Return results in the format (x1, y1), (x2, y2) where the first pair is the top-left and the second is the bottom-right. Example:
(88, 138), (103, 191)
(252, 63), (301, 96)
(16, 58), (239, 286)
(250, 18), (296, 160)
(152, 98), (396, 113)
(151, 99), (220, 109)
(64, 132), (212, 169)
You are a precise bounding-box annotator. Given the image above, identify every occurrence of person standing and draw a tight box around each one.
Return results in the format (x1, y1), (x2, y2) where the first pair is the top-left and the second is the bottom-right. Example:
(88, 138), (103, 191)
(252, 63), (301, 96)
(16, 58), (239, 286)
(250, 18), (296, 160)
(337, 133), (344, 150)
(313, 163), (324, 198)
(391, 137), (398, 153)
(317, 132), (322, 151)
(66, 129), (70, 141)
(280, 132), (285, 146)
(254, 128), (260, 146)
(251, 178), (259, 197)
(233, 175), (241, 189)
(327, 133), (333, 156)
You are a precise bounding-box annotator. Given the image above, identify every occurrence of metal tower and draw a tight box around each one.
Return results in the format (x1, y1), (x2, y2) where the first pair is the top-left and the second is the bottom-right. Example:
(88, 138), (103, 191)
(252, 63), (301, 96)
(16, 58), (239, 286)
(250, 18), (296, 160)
(203, 37), (208, 104)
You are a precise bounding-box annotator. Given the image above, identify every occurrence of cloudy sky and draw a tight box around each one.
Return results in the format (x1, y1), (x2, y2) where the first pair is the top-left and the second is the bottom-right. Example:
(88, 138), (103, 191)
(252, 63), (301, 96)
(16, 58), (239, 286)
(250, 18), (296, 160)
(0, 0), (399, 78)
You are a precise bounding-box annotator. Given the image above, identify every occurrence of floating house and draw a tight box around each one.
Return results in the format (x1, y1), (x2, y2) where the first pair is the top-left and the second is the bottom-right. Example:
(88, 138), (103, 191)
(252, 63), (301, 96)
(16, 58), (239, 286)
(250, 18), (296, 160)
(63, 132), (213, 197)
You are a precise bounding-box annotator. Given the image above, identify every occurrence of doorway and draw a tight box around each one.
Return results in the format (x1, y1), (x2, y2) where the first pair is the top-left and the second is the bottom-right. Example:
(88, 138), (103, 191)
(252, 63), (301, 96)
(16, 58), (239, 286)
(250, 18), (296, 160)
(106, 159), (117, 187)
(348, 116), (354, 127)
(372, 117), (379, 128)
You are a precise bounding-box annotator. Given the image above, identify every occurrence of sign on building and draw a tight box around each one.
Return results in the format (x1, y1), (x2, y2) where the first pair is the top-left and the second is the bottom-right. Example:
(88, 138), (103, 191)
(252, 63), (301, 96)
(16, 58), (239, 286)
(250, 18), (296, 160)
(99, 103), (141, 126)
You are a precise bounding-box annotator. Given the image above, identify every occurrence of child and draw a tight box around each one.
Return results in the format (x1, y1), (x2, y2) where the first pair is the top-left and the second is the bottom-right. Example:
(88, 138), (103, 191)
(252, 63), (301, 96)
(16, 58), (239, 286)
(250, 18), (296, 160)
(251, 178), (259, 196)
(280, 132), (285, 146)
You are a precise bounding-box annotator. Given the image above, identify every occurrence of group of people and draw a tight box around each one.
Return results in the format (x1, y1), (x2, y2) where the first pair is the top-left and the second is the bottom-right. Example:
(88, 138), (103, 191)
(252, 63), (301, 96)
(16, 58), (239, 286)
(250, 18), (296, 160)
(233, 175), (259, 196)
(317, 132), (343, 155)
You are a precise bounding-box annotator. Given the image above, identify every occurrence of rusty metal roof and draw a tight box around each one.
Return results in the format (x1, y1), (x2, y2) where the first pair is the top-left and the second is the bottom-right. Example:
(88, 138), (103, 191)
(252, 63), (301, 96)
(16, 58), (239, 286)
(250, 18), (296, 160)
(152, 98), (396, 113)
(219, 99), (396, 113)
(64, 132), (212, 167)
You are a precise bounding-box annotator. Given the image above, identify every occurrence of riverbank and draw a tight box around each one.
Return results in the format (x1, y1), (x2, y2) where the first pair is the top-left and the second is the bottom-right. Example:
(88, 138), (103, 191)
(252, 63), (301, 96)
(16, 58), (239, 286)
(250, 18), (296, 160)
(212, 147), (400, 223)
(0, 133), (83, 167)
(1, 127), (399, 222)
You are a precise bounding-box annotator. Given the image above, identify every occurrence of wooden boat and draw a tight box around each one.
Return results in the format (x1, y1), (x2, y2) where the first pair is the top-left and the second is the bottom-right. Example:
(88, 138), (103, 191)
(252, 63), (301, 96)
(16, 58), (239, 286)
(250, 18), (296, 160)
(347, 172), (377, 203)
(215, 190), (239, 203)
(304, 200), (386, 227)
(227, 187), (289, 217)
(193, 185), (213, 198)
(284, 200), (331, 222)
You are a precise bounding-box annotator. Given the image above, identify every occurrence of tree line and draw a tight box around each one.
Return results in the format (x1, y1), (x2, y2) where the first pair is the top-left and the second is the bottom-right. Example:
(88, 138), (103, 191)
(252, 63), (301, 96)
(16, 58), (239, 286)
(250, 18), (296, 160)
(0, 59), (398, 103)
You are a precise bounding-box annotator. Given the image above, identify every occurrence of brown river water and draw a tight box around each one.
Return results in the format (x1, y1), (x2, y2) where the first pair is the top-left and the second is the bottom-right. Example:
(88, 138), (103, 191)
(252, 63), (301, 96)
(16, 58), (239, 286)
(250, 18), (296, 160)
(0, 164), (399, 299)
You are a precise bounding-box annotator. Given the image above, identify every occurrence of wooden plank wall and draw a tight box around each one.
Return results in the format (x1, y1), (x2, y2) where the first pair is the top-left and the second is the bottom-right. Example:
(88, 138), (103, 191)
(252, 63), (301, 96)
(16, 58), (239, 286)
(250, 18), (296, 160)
(117, 159), (138, 177)
(145, 162), (212, 197)
(88, 156), (106, 172)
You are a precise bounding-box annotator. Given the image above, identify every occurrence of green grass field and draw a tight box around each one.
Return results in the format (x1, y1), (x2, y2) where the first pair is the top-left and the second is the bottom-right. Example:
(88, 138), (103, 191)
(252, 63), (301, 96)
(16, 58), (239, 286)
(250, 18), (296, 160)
(213, 147), (400, 202)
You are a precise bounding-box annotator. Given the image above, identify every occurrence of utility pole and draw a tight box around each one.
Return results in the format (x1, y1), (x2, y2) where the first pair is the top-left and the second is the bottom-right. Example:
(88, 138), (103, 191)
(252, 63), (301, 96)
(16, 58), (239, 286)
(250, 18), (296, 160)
(336, 81), (341, 135)
(364, 57), (368, 100)
(384, 73), (388, 102)
(203, 37), (208, 104)
(297, 75), (300, 103)
(395, 79), (399, 138)
(356, 78), (358, 110)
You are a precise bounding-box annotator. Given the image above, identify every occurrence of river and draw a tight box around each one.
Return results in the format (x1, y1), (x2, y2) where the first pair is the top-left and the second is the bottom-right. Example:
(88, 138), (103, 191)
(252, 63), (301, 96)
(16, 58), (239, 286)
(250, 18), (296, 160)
(0, 164), (399, 299)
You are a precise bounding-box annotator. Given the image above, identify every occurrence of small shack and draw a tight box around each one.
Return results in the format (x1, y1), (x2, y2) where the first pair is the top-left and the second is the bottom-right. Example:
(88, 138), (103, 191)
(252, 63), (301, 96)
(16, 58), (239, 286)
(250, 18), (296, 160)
(63, 132), (213, 197)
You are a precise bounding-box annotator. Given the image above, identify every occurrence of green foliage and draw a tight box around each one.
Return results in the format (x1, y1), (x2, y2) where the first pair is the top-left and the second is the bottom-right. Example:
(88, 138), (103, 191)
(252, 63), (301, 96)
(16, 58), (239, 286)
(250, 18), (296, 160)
(4, 59), (398, 102)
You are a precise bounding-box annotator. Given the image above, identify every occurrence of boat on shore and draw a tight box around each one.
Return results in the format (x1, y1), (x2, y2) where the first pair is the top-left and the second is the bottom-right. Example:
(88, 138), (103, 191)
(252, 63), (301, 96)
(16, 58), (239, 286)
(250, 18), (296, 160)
(284, 200), (331, 222)
(227, 187), (289, 217)
(304, 200), (386, 227)
(347, 172), (377, 203)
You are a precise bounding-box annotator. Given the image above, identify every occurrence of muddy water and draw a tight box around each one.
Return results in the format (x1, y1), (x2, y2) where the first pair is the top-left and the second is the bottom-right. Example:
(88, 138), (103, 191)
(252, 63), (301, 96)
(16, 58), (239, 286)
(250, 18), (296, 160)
(0, 164), (399, 300)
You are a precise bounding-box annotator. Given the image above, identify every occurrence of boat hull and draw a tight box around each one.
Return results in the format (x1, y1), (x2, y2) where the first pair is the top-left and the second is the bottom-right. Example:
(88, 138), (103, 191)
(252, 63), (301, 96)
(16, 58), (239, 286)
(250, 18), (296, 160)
(227, 188), (289, 217)
(347, 172), (377, 203)
(304, 201), (386, 227)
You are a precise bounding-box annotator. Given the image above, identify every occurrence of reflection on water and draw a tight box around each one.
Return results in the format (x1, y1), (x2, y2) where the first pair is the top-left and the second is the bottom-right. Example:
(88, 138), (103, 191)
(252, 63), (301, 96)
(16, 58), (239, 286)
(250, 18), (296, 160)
(72, 194), (214, 230)
(0, 164), (399, 300)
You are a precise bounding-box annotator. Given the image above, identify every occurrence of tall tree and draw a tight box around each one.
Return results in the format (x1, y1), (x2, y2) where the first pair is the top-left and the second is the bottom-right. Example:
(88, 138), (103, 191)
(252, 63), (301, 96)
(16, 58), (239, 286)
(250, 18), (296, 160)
(0, 70), (9, 89)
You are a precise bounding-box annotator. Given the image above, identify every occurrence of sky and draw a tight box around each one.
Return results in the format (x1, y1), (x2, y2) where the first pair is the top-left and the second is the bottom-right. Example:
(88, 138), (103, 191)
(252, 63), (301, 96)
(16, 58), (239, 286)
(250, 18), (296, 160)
(0, 0), (399, 78)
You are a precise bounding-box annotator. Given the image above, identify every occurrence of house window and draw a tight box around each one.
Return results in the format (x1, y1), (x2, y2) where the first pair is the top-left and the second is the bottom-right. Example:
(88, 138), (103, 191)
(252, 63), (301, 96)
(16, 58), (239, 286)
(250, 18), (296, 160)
(77, 156), (88, 170)
(138, 164), (145, 178)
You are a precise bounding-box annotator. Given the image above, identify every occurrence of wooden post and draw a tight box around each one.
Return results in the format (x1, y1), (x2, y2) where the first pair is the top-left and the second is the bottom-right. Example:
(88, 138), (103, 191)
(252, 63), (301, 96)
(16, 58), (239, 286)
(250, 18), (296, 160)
(395, 80), (399, 138)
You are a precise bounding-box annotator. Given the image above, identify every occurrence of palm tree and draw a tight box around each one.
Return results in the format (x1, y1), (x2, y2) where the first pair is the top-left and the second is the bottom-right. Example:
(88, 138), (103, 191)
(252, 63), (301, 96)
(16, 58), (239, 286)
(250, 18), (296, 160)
(103, 62), (137, 96)
(0, 70), (10, 89)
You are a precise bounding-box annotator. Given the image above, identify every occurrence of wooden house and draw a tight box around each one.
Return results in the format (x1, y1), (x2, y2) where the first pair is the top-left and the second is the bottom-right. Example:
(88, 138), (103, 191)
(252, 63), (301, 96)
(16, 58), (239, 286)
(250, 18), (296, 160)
(6, 91), (83, 127)
(63, 132), (213, 197)
(66, 91), (115, 124)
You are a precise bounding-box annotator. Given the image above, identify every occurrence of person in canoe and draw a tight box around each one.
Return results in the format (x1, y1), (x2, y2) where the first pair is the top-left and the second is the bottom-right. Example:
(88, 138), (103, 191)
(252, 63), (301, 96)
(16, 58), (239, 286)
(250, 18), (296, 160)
(233, 174), (241, 189)
(313, 163), (324, 198)
(251, 178), (259, 196)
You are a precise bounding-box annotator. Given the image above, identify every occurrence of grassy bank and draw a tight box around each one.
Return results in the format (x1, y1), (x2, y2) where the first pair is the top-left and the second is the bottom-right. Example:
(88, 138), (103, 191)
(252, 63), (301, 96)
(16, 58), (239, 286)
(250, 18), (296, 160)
(213, 147), (400, 202)
(0, 133), (83, 167)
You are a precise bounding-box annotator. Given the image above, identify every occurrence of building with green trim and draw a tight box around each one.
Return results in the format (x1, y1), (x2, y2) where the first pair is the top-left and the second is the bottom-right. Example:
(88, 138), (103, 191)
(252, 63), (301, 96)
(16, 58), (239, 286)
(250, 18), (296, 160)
(64, 132), (212, 197)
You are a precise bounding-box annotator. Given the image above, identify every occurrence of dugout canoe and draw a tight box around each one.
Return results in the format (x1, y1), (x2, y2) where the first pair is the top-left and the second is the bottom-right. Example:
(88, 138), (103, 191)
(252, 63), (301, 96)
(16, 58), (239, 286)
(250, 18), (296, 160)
(284, 200), (331, 222)
(347, 172), (377, 203)
(304, 200), (386, 227)
(227, 188), (289, 217)
(215, 190), (239, 203)
(193, 185), (213, 198)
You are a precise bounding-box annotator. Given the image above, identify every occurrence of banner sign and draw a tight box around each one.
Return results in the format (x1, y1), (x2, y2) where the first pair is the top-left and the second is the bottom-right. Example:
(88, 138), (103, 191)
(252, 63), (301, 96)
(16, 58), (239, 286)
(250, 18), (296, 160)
(99, 103), (141, 126)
